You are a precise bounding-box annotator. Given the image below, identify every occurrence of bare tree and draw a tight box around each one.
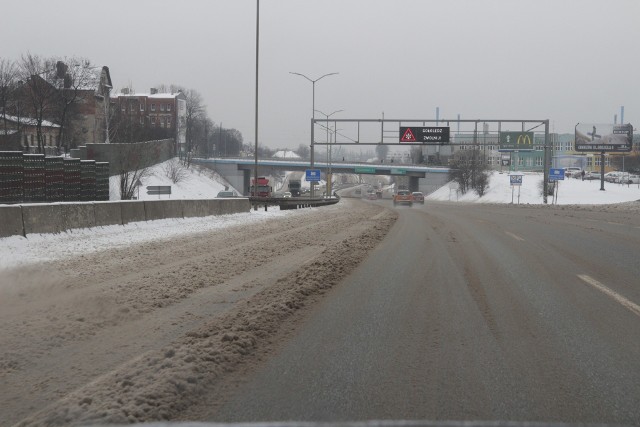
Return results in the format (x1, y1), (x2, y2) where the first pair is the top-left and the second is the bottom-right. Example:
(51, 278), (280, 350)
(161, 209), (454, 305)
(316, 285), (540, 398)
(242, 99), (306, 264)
(181, 88), (206, 166)
(117, 143), (151, 200)
(19, 53), (60, 154)
(0, 58), (18, 138)
(162, 158), (189, 183)
(448, 149), (490, 196)
(54, 57), (96, 151)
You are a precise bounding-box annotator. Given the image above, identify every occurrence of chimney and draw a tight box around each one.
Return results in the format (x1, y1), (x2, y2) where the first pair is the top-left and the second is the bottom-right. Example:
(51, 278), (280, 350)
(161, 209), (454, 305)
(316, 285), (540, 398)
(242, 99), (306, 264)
(150, 87), (158, 95)
(121, 88), (130, 95)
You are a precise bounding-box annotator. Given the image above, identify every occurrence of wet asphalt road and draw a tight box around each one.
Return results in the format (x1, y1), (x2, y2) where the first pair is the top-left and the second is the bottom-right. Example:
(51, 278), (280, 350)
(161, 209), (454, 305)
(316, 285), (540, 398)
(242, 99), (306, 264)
(208, 201), (640, 425)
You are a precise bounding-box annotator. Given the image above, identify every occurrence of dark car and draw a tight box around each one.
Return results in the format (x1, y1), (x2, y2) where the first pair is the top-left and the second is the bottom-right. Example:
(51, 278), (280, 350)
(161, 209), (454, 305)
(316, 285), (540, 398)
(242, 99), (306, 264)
(216, 190), (238, 198)
(584, 171), (602, 180)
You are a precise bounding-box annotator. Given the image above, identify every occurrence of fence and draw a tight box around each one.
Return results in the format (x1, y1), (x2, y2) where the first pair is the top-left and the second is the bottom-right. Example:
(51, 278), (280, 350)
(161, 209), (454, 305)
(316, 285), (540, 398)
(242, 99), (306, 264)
(0, 151), (109, 204)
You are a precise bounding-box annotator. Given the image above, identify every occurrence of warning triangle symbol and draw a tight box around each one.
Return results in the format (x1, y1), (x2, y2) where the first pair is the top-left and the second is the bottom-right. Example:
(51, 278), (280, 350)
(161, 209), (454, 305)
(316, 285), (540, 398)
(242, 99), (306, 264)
(401, 127), (416, 142)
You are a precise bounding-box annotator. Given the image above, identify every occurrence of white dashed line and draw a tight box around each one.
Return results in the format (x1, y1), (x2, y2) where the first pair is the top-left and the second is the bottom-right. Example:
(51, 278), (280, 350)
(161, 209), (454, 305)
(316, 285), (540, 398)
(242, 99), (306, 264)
(577, 274), (640, 318)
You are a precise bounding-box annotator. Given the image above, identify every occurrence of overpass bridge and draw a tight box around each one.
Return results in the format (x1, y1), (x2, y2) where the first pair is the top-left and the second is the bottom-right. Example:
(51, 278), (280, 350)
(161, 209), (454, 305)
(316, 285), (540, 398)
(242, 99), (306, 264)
(193, 158), (450, 195)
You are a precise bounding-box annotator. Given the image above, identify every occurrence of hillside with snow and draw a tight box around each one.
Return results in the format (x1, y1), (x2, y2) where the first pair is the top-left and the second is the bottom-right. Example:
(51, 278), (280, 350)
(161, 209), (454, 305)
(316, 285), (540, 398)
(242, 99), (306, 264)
(109, 158), (239, 200)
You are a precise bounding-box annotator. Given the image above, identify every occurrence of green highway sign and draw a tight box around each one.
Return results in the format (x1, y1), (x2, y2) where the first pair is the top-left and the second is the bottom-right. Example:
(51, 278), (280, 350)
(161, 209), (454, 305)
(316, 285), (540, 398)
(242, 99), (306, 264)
(390, 168), (406, 175)
(499, 131), (534, 151)
(354, 167), (376, 174)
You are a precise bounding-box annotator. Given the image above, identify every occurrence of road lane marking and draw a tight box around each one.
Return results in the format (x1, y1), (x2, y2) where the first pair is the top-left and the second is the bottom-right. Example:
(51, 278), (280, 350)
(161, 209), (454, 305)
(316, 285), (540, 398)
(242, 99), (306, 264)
(505, 231), (525, 241)
(577, 274), (640, 318)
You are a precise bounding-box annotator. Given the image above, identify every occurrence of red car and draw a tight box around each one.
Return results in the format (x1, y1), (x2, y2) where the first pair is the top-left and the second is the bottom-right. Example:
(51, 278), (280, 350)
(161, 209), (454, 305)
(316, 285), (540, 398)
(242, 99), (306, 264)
(412, 191), (425, 204)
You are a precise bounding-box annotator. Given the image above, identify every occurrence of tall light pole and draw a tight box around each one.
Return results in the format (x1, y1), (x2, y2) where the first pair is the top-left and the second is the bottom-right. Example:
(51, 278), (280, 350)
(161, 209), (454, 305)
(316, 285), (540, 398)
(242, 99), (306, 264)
(315, 109), (343, 196)
(253, 0), (259, 206)
(289, 71), (338, 197)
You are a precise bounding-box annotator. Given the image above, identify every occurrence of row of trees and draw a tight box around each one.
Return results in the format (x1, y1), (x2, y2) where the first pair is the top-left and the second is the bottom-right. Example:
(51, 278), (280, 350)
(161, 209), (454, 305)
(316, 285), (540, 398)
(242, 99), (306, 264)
(448, 150), (491, 197)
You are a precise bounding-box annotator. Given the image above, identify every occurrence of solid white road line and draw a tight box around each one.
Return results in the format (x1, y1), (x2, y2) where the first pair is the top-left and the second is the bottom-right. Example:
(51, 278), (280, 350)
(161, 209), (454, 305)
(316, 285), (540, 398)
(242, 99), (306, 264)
(505, 231), (525, 241)
(577, 274), (640, 318)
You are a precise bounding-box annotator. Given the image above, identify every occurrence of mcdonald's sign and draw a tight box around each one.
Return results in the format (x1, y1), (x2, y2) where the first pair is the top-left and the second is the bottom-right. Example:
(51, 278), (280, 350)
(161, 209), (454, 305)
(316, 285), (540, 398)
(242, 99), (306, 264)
(499, 131), (534, 151)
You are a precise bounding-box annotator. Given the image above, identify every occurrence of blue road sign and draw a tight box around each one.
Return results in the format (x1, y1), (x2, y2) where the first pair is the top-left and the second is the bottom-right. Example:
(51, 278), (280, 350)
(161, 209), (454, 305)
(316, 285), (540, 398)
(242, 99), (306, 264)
(305, 169), (321, 182)
(509, 174), (523, 186)
(549, 168), (565, 181)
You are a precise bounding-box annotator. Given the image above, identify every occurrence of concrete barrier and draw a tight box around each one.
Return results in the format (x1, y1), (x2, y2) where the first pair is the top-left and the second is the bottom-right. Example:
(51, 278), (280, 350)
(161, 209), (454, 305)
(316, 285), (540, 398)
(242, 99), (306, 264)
(62, 203), (96, 231)
(21, 204), (66, 235)
(182, 199), (210, 218)
(1, 198), (251, 238)
(163, 200), (184, 220)
(143, 200), (165, 221)
(94, 201), (123, 227)
(0, 205), (24, 237)
(206, 198), (250, 215)
(120, 200), (147, 224)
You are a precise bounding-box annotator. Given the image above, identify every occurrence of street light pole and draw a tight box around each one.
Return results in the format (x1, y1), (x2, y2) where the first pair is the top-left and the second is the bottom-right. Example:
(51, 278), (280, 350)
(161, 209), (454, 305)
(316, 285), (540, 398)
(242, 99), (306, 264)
(315, 109), (343, 197)
(253, 0), (259, 208)
(289, 71), (338, 197)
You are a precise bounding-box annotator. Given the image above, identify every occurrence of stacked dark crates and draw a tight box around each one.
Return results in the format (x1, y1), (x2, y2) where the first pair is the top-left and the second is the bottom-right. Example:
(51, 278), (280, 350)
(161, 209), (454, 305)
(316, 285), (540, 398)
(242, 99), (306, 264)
(23, 154), (46, 203)
(63, 158), (81, 201)
(44, 157), (65, 202)
(0, 151), (23, 204)
(80, 160), (96, 201)
(95, 162), (110, 201)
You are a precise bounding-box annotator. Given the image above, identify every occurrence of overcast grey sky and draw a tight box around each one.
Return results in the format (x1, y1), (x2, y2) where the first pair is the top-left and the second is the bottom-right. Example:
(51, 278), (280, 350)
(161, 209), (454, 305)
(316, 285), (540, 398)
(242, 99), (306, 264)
(2, 0), (638, 149)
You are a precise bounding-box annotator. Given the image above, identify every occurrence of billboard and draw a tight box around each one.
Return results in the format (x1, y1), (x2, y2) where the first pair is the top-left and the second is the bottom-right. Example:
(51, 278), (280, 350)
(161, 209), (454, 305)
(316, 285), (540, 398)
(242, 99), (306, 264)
(574, 123), (633, 152)
(499, 132), (534, 151)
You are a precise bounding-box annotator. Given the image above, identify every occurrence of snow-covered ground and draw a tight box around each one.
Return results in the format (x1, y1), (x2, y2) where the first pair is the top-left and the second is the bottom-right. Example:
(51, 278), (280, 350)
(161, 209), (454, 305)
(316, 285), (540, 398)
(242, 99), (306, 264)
(427, 171), (640, 205)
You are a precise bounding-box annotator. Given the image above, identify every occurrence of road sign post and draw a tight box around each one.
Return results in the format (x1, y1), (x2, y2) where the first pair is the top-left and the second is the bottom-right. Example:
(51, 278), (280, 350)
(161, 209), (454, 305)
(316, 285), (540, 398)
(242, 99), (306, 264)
(549, 168), (565, 204)
(509, 174), (523, 204)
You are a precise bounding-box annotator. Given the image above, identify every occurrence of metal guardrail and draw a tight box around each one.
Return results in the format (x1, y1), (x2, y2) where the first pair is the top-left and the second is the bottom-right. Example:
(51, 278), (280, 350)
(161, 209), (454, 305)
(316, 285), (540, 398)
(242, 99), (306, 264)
(249, 196), (340, 210)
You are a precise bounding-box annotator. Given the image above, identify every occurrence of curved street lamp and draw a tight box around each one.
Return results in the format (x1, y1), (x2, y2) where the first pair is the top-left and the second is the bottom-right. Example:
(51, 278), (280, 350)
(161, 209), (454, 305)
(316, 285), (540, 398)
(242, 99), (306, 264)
(289, 72), (339, 197)
(315, 109), (344, 197)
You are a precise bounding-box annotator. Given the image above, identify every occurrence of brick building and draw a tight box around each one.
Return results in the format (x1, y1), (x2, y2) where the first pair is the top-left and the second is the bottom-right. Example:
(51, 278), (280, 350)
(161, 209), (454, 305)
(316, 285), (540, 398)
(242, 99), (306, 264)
(111, 88), (186, 154)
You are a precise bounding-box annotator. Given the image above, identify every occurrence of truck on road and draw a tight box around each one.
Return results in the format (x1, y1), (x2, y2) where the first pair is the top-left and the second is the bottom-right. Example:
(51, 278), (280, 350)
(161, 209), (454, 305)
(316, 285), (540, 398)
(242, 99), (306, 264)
(289, 179), (302, 197)
(249, 177), (272, 197)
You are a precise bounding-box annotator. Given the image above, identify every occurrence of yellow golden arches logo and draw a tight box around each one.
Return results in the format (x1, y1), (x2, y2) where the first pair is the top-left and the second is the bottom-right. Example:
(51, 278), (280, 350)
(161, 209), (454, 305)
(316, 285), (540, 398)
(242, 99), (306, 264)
(516, 133), (532, 146)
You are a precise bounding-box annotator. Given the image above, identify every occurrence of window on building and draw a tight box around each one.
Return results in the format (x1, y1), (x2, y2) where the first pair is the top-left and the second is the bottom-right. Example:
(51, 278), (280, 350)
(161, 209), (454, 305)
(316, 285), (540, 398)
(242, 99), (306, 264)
(140, 103), (144, 111)
(587, 157), (593, 167)
(518, 156), (523, 166)
(160, 104), (165, 111)
(536, 156), (543, 166)
(167, 104), (172, 112)
(151, 117), (156, 125)
(151, 104), (156, 111)
(595, 157), (600, 166)
(140, 117), (144, 125)
(24, 134), (28, 145)
(121, 105), (125, 112)
(166, 117), (171, 127)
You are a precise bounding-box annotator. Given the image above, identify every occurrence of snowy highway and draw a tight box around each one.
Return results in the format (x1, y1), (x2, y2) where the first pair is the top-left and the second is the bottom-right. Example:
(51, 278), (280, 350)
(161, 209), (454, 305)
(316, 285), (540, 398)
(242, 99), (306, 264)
(2, 194), (640, 425)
